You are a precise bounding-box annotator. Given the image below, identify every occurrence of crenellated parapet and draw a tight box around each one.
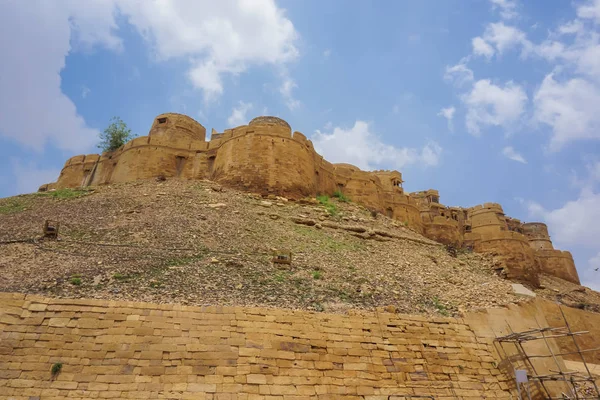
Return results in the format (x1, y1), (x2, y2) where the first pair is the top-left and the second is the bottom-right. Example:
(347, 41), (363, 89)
(40, 113), (580, 287)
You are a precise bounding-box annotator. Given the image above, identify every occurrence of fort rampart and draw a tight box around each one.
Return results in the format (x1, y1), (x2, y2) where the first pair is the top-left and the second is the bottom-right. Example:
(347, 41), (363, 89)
(40, 113), (579, 287)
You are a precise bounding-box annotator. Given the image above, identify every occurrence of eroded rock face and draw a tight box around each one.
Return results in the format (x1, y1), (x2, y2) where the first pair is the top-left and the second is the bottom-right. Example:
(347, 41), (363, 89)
(40, 113), (579, 287)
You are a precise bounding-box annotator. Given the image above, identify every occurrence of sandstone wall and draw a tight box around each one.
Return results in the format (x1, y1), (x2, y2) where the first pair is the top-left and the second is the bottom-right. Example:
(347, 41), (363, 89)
(536, 250), (579, 284)
(0, 293), (514, 399)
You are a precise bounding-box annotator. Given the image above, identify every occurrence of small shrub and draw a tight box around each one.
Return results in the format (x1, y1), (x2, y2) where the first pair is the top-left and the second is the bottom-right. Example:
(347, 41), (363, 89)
(98, 116), (135, 152)
(113, 273), (127, 281)
(70, 275), (82, 286)
(312, 270), (322, 280)
(316, 195), (329, 204)
(316, 195), (338, 216)
(51, 362), (63, 375)
(312, 302), (325, 312)
(332, 190), (350, 203)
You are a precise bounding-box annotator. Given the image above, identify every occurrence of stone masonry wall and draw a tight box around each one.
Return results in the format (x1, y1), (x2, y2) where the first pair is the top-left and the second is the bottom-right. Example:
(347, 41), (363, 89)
(0, 293), (514, 399)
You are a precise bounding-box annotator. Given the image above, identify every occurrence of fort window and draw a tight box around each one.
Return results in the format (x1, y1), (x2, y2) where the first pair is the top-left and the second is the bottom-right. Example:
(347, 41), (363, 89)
(157, 117), (167, 124)
(386, 208), (393, 218)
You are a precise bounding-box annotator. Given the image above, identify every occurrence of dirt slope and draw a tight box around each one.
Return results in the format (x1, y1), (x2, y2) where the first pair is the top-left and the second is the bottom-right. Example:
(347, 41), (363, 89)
(1, 179), (598, 316)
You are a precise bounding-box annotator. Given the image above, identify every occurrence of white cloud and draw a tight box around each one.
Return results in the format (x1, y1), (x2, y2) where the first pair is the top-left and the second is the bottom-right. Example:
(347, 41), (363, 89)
(11, 159), (61, 195)
(323, 49), (331, 57)
(437, 106), (456, 132)
(577, 0), (600, 23)
(227, 101), (253, 127)
(472, 22), (528, 59)
(528, 189), (600, 248)
(589, 161), (600, 182)
(117, 0), (299, 102)
(527, 188), (600, 290)
(444, 59), (474, 87)
(533, 73), (600, 151)
(279, 75), (300, 110)
(558, 20), (585, 35)
(463, 79), (528, 135)
(489, 0), (518, 19)
(0, 0), (299, 153)
(472, 37), (495, 59)
(311, 121), (442, 171)
(0, 2), (118, 153)
(502, 146), (527, 163)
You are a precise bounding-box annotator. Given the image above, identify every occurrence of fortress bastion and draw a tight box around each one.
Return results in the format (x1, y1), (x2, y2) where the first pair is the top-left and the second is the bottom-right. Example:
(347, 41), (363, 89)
(40, 113), (579, 287)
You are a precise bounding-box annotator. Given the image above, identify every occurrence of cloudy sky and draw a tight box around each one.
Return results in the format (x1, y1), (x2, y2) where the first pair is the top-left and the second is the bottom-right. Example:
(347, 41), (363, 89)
(1, 0), (599, 289)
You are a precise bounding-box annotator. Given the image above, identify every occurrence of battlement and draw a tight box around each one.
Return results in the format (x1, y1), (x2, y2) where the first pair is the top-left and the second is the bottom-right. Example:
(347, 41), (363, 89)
(40, 112), (580, 286)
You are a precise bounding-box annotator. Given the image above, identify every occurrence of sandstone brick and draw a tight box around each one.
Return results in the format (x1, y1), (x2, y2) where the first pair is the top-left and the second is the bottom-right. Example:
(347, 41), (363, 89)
(188, 383), (217, 393)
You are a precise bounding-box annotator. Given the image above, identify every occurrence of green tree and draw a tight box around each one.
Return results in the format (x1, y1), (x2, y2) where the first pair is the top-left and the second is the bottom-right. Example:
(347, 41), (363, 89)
(98, 117), (135, 152)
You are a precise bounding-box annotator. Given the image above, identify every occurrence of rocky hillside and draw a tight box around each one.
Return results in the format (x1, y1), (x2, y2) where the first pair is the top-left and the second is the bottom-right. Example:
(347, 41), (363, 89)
(1, 179), (599, 316)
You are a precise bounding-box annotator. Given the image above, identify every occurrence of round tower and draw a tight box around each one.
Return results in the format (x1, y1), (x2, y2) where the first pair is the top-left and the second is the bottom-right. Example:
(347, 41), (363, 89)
(149, 113), (207, 144)
(522, 222), (554, 250)
(212, 116), (316, 198)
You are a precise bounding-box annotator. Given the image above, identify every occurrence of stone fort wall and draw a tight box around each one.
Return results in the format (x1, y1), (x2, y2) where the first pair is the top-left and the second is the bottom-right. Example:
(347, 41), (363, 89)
(0, 292), (515, 399)
(40, 113), (578, 287)
(4, 294), (598, 399)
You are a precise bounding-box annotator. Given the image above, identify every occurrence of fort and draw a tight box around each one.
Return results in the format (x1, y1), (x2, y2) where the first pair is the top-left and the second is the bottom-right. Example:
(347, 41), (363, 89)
(40, 113), (579, 287)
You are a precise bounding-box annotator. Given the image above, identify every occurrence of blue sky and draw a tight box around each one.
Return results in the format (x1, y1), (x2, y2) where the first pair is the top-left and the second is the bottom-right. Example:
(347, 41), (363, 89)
(1, 0), (600, 289)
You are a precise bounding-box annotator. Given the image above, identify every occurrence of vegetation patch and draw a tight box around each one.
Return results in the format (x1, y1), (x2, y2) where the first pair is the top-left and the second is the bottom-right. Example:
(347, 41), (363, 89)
(166, 254), (205, 267)
(112, 273), (129, 281)
(0, 199), (26, 214)
(312, 270), (322, 280)
(432, 296), (450, 317)
(332, 190), (350, 203)
(70, 275), (82, 286)
(273, 271), (291, 283)
(316, 195), (338, 216)
(51, 362), (62, 376)
(36, 188), (92, 200)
